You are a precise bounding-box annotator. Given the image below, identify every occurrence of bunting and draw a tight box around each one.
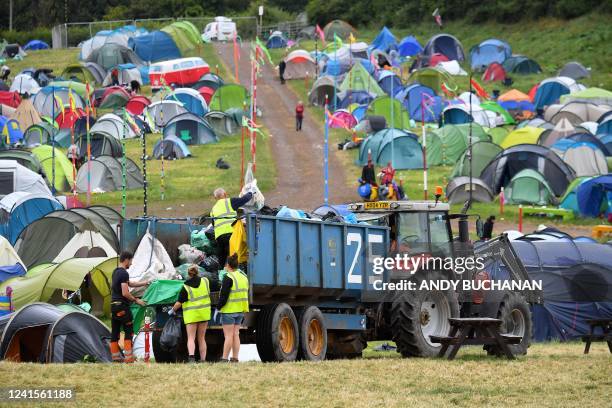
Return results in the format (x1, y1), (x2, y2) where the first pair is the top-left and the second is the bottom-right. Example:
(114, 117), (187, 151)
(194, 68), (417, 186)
(315, 24), (326, 47)
(470, 78), (490, 99)
(254, 37), (273, 65)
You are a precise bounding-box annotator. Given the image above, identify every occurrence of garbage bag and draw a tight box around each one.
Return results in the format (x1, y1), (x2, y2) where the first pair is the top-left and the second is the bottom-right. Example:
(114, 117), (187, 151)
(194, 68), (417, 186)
(240, 163), (265, 211)
(160, 315), (182, 352)
(178, 244), (204, 264)
(190, 229), (210, 250)
(201, 254), (220, 273)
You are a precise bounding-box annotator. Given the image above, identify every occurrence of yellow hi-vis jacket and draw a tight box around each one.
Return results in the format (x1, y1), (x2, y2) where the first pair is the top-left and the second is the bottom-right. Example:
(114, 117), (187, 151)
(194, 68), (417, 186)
(182, 277), (211, 324)
(211, 198), (237, 238)
(220, 271), (249, 314)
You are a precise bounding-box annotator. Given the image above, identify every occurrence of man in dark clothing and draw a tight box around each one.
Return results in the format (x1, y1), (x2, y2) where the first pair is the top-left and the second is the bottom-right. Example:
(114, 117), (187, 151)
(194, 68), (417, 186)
(211, 188), (253, 268)
(279, 59), (286, 84)
(361, 159), (377, 186)
(482, 216), (495, 240)
(110, 251), (150, 363)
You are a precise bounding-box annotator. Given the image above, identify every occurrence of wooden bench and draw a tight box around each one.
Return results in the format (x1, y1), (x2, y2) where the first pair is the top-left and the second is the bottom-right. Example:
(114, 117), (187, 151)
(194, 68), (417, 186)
(431, 317), (521, 360)
(582, 318), (612, 354)
(591, 225), (612, 240)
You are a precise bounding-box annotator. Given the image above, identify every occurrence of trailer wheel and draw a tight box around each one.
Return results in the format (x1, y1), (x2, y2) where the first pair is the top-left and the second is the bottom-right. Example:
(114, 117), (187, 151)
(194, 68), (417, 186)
(256, 303), (299, 362)
(296, 306), (327, 361)
(391, 271), (459, 357)
(486, 292), (532, 356)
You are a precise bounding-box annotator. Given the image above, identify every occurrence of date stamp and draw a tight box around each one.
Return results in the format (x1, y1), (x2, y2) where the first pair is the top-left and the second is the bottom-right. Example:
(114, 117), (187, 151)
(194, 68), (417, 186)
(0, 388), (75, 402)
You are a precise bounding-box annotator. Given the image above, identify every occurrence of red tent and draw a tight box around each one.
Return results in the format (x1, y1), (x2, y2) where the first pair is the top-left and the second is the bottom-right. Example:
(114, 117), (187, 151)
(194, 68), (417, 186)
(0, 91), (21, 108)
(528, 83), (539, 102)
(429, 53), (449, 67)
(482, 62), (506, 82)
(126, 95), (151, 115)
(197, 86), (215, 104)
(55, 108), (86, 129)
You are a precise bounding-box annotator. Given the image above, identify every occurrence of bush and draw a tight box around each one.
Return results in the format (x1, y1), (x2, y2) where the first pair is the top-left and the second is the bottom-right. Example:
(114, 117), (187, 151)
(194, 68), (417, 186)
(0, 28), (52, 46)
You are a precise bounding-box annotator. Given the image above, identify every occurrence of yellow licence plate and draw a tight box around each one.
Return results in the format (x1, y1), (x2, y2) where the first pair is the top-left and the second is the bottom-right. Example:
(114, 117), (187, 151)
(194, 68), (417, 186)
(364, 201), (390, 210)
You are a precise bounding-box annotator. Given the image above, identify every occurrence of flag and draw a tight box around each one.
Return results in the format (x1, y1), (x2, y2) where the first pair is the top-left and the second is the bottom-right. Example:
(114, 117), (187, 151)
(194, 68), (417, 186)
(315, 24), (326, 46)
(470, 78), (490, 99)
(68, 90), (76, 112)
(255, 37), (273, 65)
(333, 33), (343, 51)
(54, 95), (65, 119)
(233, 31), (240, 82)
(348, 32), (356, 44)
(325, 107), (351, 132)
(441, 82), (457, 97)
(242, 116), (264, 136)
(432, 8), (443, 27)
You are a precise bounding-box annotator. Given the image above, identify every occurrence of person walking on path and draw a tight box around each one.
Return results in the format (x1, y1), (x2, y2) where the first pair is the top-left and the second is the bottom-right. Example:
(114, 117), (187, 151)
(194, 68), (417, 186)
(295, 101), (304, 131)
(278, 58), (287, 84)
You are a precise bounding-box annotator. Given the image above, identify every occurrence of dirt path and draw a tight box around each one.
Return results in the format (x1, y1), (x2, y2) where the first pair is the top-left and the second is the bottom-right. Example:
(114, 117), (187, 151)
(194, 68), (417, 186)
(214, 42), (355, 210)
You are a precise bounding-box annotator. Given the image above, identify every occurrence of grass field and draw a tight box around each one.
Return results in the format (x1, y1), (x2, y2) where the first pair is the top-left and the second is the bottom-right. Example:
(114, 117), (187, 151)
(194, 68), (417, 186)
(5, 44), (276, 216)
(270, 13), (611, 229)
(0, 342), (609, 407)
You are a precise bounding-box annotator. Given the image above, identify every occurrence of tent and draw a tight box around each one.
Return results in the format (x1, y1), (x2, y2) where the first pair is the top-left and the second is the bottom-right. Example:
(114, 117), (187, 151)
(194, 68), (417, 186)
(395, 84), (441, 123)
(166, 88), (208, 117)
(436, 60), (467, 76)
(161, 21), (202, 55)
(498, 89), (531, 103)
(308, 76), (339, 107)
(204, 110), (242, 136)
(83, 63), (106, 84)
(61, 64), (97, 84)
(0, 91), (21, 108)
(470, 39), (512, 71)
(562, 142), (608, 177)
(125, 96), (151, 115)
(0, 236), (26, 283)
(0, 150), (42, 173)
(79, 30), (131, 60)
(370, 27), (397, 53)
(54, 107), (87, 130)
(377, 70), (403, 97)
(102, 64), (148, 86)
(502, 56), (541, 74)
(86, 44), (145, 71)
(11, 98), (42, 131)
(480, 144), (576, 196)
(398, 36), (422, 57)
(329, 110), (357, 129)
(446, 177), (494, 204)
(162, 112), (218, 145)
(559, 177), (590, 214)
(422, 34), (465, 62)
(75, 132), (123, 160)
(0, 192), (63, 244)
(534, 77), (583, 110)
(500, 126), (544, 148)
(284, 50), (317, 80)
(75, 155), (143, 193)
(0, 160), (51, 197)
(266, 32), (288, 49)
(450, 141), (503, 178)
(367, 97), (410, 130)
(442, 104), (497, 128)
(482, 62), (507, 82)
(560, 87), (612, 106)
(339, 62), (385, 97)
(505, 169), (557, 205)
(1, 118), (23, 144)
(480, 101), (515, 125)
(559, 61), (590, 80)
(338, 90), (376, 110)
(9, 75), (40, 95)
(31, 146), (74, 193)
(408, 67), (455, 93)
(426, 124), (490, 166)
(98, 87), (130, 109)
(545, 101), (609, 124)
(90, 113), (137, 140)
(129, 31), (181, 63)
(152, 135), (191, 160)
(192, 73), (224, 92)
(357, 129), (423, 169)
(145, 100), (188, 129)
(576, 174), (612, 217)
(538, 118), (576, 147)
(487, 126), (511, 145)
(209, 84), (248, 112)
(23, 40), (49, 51)
(323, 20), (357, 41)
(32, 87), (85, 118)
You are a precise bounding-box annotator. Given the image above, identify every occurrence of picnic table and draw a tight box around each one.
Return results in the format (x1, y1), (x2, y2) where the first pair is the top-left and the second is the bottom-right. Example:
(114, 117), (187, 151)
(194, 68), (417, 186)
(582, 318), (612, 354)
(430, 317), (522, 360)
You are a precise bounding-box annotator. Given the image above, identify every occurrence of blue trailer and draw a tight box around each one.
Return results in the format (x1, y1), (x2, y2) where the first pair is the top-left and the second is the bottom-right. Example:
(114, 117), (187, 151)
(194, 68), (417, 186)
(121, 213), (389, 361)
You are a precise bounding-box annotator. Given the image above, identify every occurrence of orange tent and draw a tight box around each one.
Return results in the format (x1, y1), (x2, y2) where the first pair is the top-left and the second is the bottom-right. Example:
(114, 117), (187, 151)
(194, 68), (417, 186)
(498, 89), (531, 102)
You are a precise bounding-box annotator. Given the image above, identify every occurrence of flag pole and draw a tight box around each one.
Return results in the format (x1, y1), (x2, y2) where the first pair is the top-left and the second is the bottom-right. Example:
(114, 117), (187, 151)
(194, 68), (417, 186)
(421, 94), (428, 200)
(241, 101), (246, 188)
(324, 94), (329, 204)
(141, 124), (147, 217)
(85, 84), (91, 205)
(51, 87), (56, 196)
(121, 108), (128, 218)
(468, 73), (474, 208)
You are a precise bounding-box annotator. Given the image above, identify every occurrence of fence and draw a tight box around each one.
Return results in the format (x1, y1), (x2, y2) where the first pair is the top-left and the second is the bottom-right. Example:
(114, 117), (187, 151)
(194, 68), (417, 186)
(260, 20), (310, 40)
(52, 16), (259, 49)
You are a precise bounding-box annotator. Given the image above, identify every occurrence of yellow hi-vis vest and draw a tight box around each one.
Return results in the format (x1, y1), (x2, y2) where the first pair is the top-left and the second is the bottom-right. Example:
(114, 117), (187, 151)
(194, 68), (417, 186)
(220, 271), (249, 314)
(182, 277), (211, 324)
(211, 198), (237, 238)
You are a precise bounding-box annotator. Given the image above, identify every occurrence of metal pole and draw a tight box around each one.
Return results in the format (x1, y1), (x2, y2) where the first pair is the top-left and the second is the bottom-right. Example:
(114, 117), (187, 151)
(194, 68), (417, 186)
(390, 75), (394, 170)
(141, 126), (147, 217)
(121, 109), (127, 217)
(9, 0), (12, 31)
(324, 95), (329, 204)
(468, 74), (474, 207)
(51, 88), (56, 196)
(421, 95), (427, 200)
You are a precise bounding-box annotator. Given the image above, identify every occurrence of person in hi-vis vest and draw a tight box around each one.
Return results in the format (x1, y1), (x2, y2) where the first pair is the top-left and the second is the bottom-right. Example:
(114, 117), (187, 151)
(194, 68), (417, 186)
(169, 265), (211, 363)
(210, 188), (253, 267)
(217, 254), (249, 362)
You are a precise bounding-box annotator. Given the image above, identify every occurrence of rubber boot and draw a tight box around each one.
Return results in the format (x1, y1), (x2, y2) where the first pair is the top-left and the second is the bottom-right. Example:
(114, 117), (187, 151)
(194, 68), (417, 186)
(123, 339), (135, 363)
(110, 341), (123, 363)
(188, 356), (196, 364)
(230, 358), (239, 363)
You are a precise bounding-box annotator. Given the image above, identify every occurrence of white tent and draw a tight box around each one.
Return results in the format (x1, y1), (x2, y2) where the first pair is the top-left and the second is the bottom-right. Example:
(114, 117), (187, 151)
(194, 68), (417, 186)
(9, 74), (40, 95)
(0, 235), (25, 269)
(53, 229), (118, 263)
(437, 60), (467, 76)
(0, 160), (52, 198)
(563, 143), (608, 177)
(128, 231), (176, 295)
(80, 33), (130, 60)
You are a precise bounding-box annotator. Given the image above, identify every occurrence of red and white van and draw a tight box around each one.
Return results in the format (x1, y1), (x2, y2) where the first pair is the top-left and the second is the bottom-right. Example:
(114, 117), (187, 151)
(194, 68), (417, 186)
(149, 57), (210, 90)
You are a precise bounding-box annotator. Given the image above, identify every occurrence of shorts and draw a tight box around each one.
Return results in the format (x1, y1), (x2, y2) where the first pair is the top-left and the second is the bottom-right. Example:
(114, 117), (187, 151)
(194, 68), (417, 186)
(221, 312), (244, 326)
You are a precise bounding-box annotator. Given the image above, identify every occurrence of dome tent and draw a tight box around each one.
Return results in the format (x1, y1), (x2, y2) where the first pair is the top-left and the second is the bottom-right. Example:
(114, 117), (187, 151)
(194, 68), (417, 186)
(450, 141), (503, 178)
(323, 20), (357, 41)
(398, 36), (422, 57)
(423, 33), (465, 62)
(0, 160), (51, 197)
(502, 56), (541, 74)
(152, 135), (191, 160)
(75, 155), (143, 193)
(425, 124), (490, 166)
(446, 177), (494, 204)
(0, 192), (63, 244)
(357, 129), (423, 170)
(470, 39), (512, 71)
(162, 112), (218, 145)
(505, 169), (557, 205)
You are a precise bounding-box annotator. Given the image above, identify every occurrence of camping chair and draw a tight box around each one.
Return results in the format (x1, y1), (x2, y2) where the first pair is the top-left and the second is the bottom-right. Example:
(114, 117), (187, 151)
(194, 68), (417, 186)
(179, 130), (192, 143)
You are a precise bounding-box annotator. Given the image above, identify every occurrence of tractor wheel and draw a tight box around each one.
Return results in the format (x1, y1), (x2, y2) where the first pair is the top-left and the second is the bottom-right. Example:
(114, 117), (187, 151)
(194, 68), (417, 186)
(256, 303), (299, 362)
(296, 306), (327, 361)
(391, 271), (460, 357)
(326, 331), (367, 359)
(486, 292), (532, 356)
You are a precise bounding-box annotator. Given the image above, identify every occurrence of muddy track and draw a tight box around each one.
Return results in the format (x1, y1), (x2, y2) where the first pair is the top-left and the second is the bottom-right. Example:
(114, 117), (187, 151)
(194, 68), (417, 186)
(214, 42), (355, 210)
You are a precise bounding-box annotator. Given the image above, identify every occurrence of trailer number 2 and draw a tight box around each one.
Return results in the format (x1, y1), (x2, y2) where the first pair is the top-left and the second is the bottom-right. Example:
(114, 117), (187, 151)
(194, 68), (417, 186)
(346, 233), (383, 285)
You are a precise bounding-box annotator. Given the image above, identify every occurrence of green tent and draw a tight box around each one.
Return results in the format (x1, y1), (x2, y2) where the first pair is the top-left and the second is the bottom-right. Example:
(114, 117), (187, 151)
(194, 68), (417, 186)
(424, 124), (490, 166)
(487, 126), (511, 145)
(61, 64), (97, 85)
(209, 84), (249, 112)
(367, 96), (410, 130)
(161, 21), (202, 55)
(451, 141), (503, 178)
(339, 62), (385, 97)
(32, 145), (75, 192)
(0, 258), (117, 316)
(48, 81), (89, 100)
(505, 169), (556, 205)
(560, 87), (612, 105)
(131, 280), (184, 332)
(408, 68), (455, 93)
(500, 126), (544, 149)
(480, 101), (515, 125)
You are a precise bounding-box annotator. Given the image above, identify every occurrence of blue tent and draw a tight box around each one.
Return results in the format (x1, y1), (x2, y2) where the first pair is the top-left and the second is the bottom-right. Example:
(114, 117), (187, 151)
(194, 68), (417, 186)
(166, 89), (207, 117)
(597, 119), (612, 136)
(490, 240), (612, 342)
(0, 263), (26, 283)
(600, 134), (612, 155)
(377, 71), (402, 97)
(351, 105), (368, 122)
(576, 174), (612, 217)
(1, 118), (23, 144)
(398, 36), (422, 57)
(162, 112), (218, 145)
(395, 83), (441, 122)
(370, 27), (397, 53)
(442, 106), (471, 125)
(23, 40), (50, 51)
(152, 135), (191, 159)
(0, 193), (63, 244)
(128, 31), (181, 63)
(354, 58), (375, 75)
(566, 133), (611, 156)
(499, 100), (535, 113)
(534, 81), (570, 110)
(266, 34), (287, 49)
(358, 129), (423, 169)
(469, 39), (512, 71)
(339, 91), (375, 109)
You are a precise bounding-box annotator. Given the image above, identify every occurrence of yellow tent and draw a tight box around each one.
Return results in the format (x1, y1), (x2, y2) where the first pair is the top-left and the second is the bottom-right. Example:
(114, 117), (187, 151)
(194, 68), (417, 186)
(500, 126), (544, 149)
